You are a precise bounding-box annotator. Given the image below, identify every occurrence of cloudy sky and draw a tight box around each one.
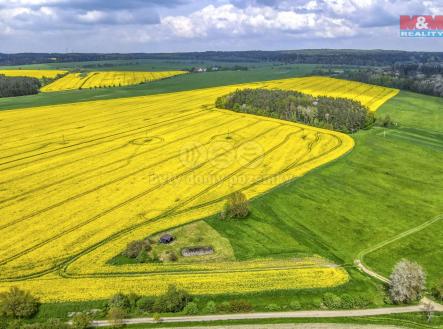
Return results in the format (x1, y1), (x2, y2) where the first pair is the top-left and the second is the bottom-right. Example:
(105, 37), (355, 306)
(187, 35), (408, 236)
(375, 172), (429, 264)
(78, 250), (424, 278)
(0, 0), (442, 53)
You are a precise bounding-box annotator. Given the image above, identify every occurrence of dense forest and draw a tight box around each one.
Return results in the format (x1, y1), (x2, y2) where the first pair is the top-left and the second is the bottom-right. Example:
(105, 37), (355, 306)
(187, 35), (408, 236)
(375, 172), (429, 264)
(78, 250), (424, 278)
(314, 63), (443, 97)
(0, 75), (41, 98)
(1, 50), (442, 67)
(216, 89), (373, 133)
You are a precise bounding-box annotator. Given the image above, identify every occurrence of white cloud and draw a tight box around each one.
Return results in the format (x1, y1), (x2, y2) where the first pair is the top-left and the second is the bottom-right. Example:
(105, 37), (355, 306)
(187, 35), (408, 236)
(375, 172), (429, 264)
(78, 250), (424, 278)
(161, 4), (356, 39)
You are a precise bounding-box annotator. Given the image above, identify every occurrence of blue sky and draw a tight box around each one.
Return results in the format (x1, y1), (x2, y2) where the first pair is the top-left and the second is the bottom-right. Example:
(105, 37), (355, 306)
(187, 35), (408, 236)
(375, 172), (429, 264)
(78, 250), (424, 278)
(0, 0), (442, 53)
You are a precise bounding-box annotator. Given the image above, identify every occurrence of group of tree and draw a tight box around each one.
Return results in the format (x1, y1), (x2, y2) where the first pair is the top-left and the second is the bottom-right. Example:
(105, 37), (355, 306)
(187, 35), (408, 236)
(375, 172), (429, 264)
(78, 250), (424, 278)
(216, 88), (373, 133)
(314, 64), (443, 97)
(220, 191), (250, 220)
(0, 75), (41, 98)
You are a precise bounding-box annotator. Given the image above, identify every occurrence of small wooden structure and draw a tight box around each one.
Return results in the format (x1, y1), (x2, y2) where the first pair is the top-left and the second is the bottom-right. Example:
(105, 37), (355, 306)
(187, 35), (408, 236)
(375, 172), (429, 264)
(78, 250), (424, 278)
(181, 246), (214, 257)
(159, 234), (174, 244)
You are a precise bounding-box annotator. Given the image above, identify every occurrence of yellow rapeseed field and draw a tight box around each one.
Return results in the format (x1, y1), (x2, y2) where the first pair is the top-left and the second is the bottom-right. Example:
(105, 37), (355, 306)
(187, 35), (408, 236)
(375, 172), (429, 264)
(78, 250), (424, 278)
(40, 70), (188, 92)
(0, 69), (67, 79)
(0, 77), (397, 301)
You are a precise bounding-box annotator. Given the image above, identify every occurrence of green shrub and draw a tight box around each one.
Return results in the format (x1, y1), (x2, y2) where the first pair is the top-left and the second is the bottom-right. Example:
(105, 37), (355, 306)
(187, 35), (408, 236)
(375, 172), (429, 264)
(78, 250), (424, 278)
(221, 192), (249, 219)
(108, 293), (130, 310)
(122, 240), (151, 259)
(136, 297), (155, 313)
(203, 301), (217, 314)
(127, 293), (140, 310)
(217, 301), (231, 313)
(0, 287), (39, 319)
(152, 285), (191, 313)
(71, 312), (92, 329)
(289, 300), (302, 310)
(135, 249), (149, 263)
(339, 294), (355, 309)
(183, 302), (199, 315)
(107, 307), (126, 328)
(354, 295), (371, 308)
(322, 293), (342, 309)
(264, 303), (281, 311)
(228, 300), (252, 313)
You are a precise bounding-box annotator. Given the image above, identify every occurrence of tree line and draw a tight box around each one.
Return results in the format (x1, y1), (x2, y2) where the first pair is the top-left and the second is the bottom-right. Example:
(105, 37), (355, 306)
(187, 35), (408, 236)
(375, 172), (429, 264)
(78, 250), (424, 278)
(1, 49), (442, 67)
(216, 88), (373, 133)
(314, 64), (443, 97)
(0, 75), (41, 98)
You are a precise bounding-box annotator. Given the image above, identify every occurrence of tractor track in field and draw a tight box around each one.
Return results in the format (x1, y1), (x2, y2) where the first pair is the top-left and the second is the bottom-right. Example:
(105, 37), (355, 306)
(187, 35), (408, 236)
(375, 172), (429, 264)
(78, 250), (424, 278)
(0, 112), (237, 207)
(0, 87), (225, 143)
(0, 123), (286, 270)
(0, 124), (332, 281)
(0, 117), (260, 233)
(0, 121), (343, 282)
(355, 213), (443, 284)
(0, 110), (227, 186)
(0, 110), (208, 167)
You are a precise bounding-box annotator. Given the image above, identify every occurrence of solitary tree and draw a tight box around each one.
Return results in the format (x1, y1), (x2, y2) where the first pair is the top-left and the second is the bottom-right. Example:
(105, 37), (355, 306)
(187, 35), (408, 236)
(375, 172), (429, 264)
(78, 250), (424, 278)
(221, 191), (249, 219)
(389, 259), (426, 304)
(0, 287), (39, 319)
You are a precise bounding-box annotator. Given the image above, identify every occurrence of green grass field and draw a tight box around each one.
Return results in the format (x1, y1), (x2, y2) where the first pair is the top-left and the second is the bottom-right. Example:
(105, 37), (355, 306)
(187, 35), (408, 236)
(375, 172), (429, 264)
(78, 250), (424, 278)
(0, 64), (317, 111)
(206, 91), (443, 287)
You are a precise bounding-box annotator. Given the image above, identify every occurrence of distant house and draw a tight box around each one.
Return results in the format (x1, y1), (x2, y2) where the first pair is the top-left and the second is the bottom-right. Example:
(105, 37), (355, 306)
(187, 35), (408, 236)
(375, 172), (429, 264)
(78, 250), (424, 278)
(159, 234), (174, 244)
(192, 67), (207, 73)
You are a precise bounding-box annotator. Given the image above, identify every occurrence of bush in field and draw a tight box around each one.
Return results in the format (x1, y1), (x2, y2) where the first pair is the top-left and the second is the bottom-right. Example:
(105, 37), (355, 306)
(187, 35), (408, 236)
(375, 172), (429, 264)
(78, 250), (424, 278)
(289, 300), (302, 310)
(127, 293), (140, 311)
(183, 302), (199, 315)
(203, 301), (217, 314)
(71, 312), (92, 329)
(107, 307), (126, 328)
(227, 300), (252, 313)
(322, 293), (342, 309)
(265, 303), (281, 311)
(0, 287), (39, 319)
(122, 239), (151, 259)
(136, 297), (155, 313)
(221, 192), (249, 220)
(108, 293), (130, 310)
(389, 260), (426, 304)
(217, 302), (231, 313)
(152, 285), (191, 313)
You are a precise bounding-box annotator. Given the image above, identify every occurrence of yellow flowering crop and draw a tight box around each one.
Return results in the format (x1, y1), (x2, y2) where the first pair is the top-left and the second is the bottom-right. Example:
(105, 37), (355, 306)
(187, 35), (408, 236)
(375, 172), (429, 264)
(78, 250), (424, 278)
(40, 70), (188, 92)
(0, 69), (67, 79)
(0, 77), (396, 301)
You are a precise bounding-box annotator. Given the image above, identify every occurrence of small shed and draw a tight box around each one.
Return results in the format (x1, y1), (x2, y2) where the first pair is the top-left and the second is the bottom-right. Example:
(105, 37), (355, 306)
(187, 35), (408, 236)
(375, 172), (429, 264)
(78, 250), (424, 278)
(159, 234), (174, 244)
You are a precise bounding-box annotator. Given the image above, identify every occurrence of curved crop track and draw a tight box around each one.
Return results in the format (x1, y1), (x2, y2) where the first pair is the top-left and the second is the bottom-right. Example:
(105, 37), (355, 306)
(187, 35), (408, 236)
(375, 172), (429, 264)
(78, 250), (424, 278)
(0, 77), (398, 301)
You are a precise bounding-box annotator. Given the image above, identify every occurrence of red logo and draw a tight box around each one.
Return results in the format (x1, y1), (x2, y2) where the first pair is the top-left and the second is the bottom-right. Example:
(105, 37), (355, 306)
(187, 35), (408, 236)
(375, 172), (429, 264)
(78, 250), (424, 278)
(400, 15), (443, 30)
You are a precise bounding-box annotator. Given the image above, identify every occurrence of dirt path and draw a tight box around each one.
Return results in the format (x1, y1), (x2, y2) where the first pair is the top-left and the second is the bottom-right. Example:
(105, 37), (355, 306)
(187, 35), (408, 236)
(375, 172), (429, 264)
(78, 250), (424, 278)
(90, 305), (431, 327)
(138, 324), (405, 329)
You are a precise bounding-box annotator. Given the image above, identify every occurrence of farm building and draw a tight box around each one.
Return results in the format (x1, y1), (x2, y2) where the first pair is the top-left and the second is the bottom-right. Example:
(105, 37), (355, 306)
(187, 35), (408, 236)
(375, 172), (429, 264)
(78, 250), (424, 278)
(159, 234), (174, 244)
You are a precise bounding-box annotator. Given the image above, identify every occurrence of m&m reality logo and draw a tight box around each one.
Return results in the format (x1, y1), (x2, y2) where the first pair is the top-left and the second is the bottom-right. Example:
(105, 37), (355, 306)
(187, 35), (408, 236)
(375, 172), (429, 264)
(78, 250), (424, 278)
(400, 15), (443, 37)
